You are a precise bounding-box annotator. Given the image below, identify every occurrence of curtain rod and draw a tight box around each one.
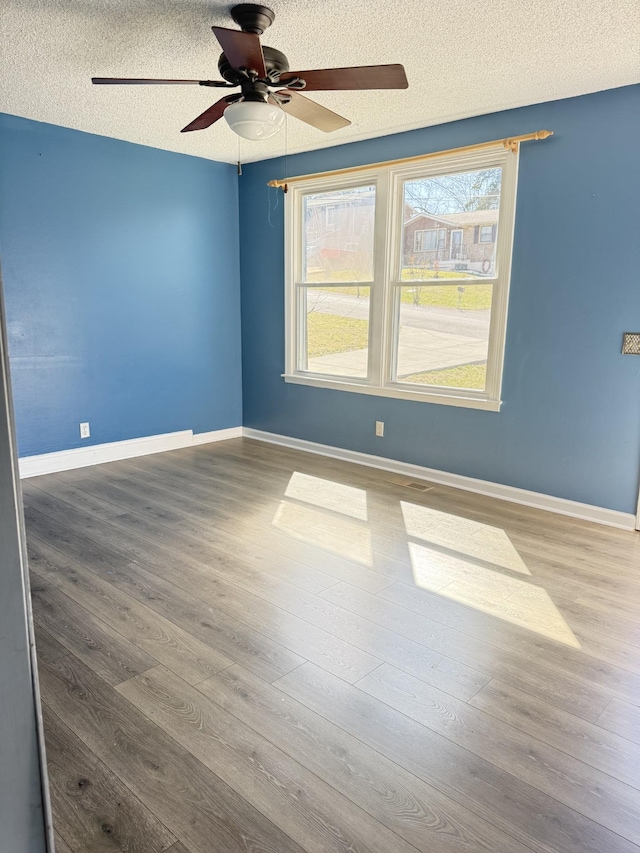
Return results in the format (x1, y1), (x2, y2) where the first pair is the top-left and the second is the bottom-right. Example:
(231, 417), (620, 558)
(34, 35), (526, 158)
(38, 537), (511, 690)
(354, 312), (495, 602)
(267, 129), (553, 191)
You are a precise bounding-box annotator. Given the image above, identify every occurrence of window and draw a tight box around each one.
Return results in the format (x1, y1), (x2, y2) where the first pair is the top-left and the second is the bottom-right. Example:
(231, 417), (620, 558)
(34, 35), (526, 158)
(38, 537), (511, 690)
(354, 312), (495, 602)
(284, 144), (519, 411)
(479, 224), (495, 243)
(414, 228), (445, 252)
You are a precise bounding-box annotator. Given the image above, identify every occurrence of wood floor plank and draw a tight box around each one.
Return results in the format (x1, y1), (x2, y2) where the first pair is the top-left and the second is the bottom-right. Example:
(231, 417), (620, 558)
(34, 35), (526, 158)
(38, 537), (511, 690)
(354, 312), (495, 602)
(118, 665), (422, 853)
(25, 488), (269, 596)
(357, 663), (640, 844)
(43, 703), (176, 852)
(134, 564), (383, 684)
(33, 622), (69, 666)
(216, 441), (638, 591)
(226, 570), (490, 700)
(117, 451), (591, 603)
(43, 465), (395, 594)
(30, 470), (393, 596)
(39, 652), (306, 853)
(29, 539), (234, 685)
(575, 587), (640, 621)
(23, 475), (127, 522)
(197, 664), (533, 853)
(27, 438), (640, 853)
(379, 581), (640, 707)
(31, 471), (341, 596)
(53, 832), (74, 853)
(174, 448), (600, 580)
(27, 500), (383, 685)
(596, 699), (640, 744)
(275, 662), (640, 853)
(91, 456), (640, 676)
(31, 574), (157, 686)
(469, 678), (640, 789)
(29, 530), (305, 683)
(24, 503), (132, 576)
(321, 581), (612, 721)
(557, 599), (640, 658)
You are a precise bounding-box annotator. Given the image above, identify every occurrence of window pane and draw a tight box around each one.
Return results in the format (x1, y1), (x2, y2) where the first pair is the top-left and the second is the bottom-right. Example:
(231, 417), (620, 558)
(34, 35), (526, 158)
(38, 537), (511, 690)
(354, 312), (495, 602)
(302, 186), (375, 283)
(301, 286), (370, 378)
(401, 168), (502, 280)
(394, 285), (492, 390)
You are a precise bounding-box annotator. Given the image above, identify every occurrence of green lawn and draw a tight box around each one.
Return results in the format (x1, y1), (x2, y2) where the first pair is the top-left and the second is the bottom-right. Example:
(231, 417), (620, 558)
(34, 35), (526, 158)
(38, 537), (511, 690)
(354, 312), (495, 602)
(400, 285), (492, 311)
(306, 310), (487, 391)
(306, 268), (478, 283)
(308, 282), (492, 311)
(403, 362), (487, 390)
(307, 313), (369, 358)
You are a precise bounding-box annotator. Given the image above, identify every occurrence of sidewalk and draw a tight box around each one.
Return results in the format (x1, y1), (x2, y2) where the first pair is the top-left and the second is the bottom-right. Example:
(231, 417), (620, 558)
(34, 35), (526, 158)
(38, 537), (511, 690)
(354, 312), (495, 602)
(308, 325), (488, 378)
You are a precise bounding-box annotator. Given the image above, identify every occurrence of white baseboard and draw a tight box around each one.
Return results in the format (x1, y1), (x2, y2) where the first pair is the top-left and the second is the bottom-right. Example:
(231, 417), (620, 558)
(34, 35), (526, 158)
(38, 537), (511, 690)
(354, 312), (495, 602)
(243, 428), (636, 531)
(19, 424), (635, 530)
(192, 427), (244, 446)
(19, 426), (243, 478)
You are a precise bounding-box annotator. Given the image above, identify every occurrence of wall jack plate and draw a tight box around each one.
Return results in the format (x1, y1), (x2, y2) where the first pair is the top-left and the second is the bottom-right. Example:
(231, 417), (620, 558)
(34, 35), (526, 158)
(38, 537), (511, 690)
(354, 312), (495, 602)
(80, 422), (90, 439)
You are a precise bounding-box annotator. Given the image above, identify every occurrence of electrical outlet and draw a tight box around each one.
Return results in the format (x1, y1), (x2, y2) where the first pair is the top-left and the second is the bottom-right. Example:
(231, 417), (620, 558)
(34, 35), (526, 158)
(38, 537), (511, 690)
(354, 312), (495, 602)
(375, 420), (384, 437)
(80, 422), (90, 439)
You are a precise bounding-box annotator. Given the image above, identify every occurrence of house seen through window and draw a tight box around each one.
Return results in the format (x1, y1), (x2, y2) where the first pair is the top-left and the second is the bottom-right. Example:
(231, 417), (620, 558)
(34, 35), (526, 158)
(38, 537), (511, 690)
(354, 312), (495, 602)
(285, 145), (519, 411)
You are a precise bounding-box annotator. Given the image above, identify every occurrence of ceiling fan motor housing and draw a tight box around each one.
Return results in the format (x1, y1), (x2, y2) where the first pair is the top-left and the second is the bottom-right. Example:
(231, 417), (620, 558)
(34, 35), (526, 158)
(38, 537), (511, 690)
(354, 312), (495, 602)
(230, 4), (275, 34)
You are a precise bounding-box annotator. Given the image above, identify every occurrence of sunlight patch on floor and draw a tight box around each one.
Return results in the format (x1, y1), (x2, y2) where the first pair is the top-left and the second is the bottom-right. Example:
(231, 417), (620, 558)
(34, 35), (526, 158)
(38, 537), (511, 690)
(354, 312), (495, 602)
(284, 472), (368, 521)
(408, 540), (580, 648)
(272, 498), (373, 566)
(401, 501), (530, 575)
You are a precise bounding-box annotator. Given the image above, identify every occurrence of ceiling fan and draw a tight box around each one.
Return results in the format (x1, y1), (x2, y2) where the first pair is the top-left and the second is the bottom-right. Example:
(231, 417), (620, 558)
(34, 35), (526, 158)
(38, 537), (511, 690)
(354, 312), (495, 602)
(92, 3), (408, 141)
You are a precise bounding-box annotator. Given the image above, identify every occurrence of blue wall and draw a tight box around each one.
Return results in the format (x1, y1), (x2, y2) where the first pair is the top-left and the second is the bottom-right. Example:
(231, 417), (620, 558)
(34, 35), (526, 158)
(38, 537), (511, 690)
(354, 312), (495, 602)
(0, 114), (242, 457)
(239, 85), (640, 514)
(2, 88), (639, 513)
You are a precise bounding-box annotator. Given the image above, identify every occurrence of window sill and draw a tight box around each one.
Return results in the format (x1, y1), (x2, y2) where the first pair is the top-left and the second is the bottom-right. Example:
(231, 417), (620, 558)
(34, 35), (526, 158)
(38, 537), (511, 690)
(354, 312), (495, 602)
(282, 374), (502, 412)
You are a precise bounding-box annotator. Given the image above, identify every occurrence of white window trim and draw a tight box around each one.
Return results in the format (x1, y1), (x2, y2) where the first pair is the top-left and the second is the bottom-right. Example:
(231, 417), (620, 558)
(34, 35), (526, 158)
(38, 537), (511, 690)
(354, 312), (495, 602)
(283, 145), (519, 411)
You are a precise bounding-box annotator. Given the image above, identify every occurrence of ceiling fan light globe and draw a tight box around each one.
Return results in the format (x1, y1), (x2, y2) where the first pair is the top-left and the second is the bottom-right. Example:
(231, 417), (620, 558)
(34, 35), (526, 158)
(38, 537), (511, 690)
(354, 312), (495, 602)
(224, 100), (284, 140)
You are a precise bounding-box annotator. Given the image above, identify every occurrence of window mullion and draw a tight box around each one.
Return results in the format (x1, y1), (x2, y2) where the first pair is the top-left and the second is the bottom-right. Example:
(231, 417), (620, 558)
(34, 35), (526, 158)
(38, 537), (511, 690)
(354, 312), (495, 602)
(380, 168), (402, 386)
(368, 169), (390, 386)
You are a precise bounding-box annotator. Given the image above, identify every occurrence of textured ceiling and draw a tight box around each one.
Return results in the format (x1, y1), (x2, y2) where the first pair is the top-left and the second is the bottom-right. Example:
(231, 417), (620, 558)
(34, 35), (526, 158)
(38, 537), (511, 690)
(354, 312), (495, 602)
(1, 0), (639, 164)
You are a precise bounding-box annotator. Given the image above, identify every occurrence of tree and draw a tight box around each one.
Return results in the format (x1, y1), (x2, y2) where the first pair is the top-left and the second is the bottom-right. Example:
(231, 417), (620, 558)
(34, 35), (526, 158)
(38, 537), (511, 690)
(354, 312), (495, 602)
(403, 168), (501, 219)
(464, 169), (501, 211)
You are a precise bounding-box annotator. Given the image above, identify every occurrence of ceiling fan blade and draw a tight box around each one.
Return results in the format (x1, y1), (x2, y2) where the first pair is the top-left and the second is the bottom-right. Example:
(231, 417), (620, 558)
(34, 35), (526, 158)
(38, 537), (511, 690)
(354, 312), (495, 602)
(212, 26), (266, 77)
(181, 96), (231, 133)
(279, 64), (408, 91)
(271, 92), (350, 132)
(93, 77), (212, 85)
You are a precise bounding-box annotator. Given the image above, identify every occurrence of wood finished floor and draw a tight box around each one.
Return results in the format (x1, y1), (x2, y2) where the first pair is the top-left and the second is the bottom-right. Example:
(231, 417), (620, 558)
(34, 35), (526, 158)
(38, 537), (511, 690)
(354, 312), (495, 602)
(23, 437), (640, 853)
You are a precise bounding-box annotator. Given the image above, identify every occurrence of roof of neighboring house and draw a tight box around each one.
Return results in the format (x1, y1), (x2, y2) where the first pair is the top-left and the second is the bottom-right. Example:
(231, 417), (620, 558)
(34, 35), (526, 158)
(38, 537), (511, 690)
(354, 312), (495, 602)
(405, 208), (499, 227)
(443, 209), (499, 226)
(404, 212), (454, 227)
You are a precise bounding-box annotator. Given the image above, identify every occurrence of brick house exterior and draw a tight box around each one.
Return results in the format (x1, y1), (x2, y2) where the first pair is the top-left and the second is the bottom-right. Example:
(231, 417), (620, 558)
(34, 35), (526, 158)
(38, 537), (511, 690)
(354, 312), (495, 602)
(403, 209), (499, 274)
(303, 190), (498, 277)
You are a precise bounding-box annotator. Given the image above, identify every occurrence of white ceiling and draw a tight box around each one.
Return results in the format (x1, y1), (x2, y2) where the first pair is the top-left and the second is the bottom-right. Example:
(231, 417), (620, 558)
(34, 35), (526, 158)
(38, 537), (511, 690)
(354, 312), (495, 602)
(1, 0), (639, 164)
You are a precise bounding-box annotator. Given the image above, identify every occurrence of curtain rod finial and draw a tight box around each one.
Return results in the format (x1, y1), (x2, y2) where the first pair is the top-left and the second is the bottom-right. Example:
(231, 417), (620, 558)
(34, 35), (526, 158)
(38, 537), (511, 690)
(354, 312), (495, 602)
(504, 129), (554, 152)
